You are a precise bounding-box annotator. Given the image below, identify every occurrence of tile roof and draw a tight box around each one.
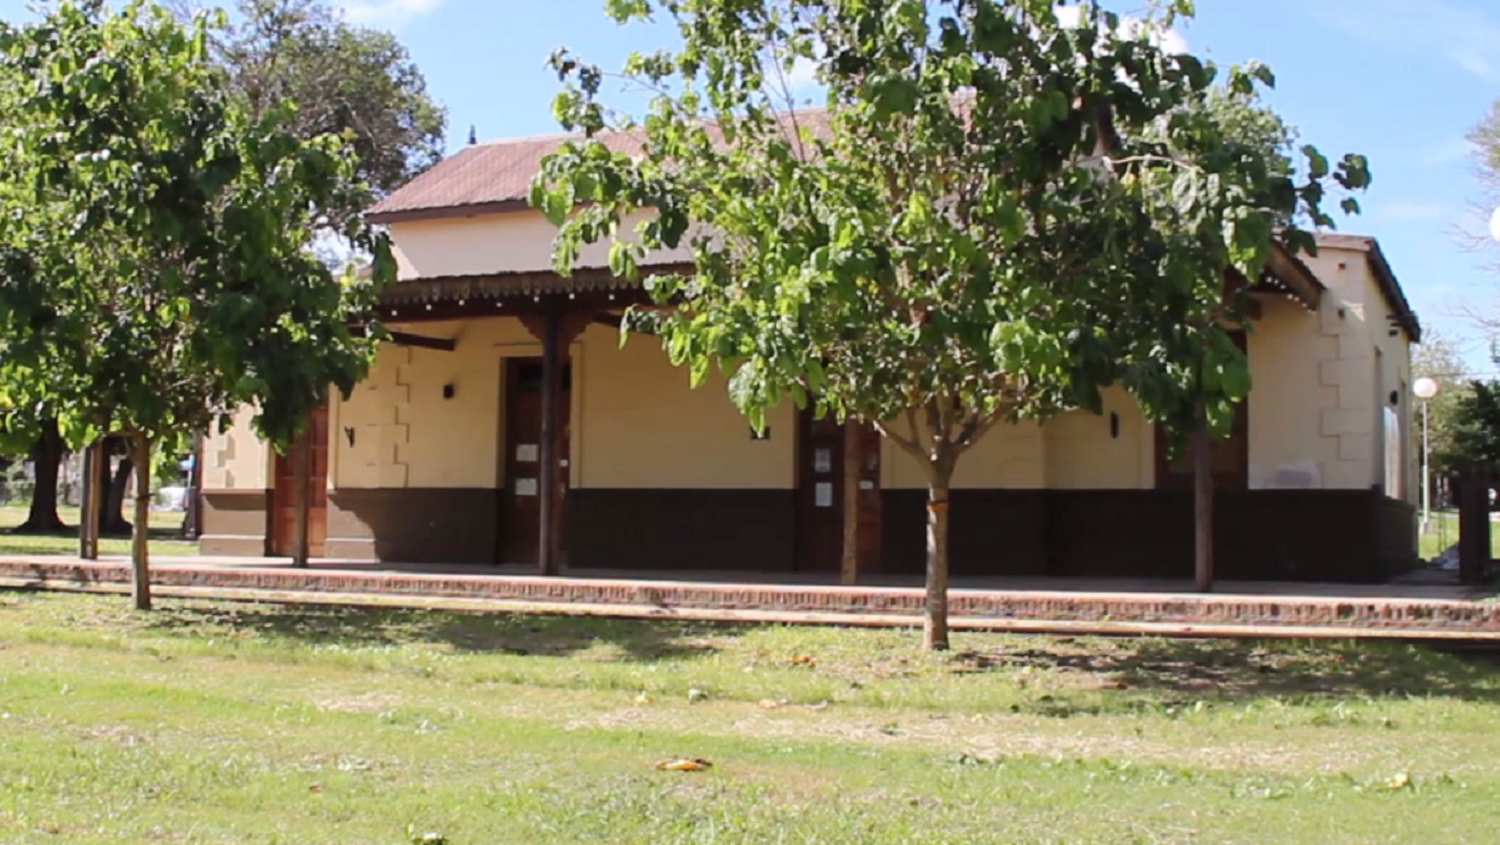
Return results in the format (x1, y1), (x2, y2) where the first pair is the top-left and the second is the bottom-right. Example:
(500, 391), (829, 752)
(366, 109), (838, 224)
(365, 130), (649, 223)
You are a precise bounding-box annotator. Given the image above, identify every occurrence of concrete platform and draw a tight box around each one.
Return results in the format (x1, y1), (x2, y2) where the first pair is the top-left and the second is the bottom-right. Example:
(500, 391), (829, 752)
(1, 554), (1497, 640)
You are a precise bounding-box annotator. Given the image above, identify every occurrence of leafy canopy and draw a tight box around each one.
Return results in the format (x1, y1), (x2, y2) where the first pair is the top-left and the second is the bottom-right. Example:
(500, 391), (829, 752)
(0, 0), (395, 452)
(536, 0), (1368, 463)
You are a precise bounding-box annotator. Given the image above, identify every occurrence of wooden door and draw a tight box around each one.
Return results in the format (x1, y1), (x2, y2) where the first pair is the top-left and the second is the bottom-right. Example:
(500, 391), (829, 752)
(1155, 332), (1250, 490)
(271, 404), (329, 557)
(797, 409), (845, 571)
(499, 358), (571, 564)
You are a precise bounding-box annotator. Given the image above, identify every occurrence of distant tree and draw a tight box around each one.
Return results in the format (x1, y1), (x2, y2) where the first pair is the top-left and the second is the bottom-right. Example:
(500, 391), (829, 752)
(1442, 380), (1500, 470)
(0, 414), (66, 532)
(1411, 330), (1473, 474)
(0, 2), (394, 609)
(176, 0), (446, 217)
(537, 0), (1364, 648)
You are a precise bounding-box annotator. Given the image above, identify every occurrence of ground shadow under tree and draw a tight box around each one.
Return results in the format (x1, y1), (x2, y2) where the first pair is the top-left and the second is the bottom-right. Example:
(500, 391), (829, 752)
(141, 602), (739, 663)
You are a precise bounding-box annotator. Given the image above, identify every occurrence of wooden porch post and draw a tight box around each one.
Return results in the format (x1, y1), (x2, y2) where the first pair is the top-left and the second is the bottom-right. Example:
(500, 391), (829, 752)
(79, 439), (103, 560)
(841, 422), (860, 586)
(538, 307), (562, 576)
(1192, 406), (1214, 592)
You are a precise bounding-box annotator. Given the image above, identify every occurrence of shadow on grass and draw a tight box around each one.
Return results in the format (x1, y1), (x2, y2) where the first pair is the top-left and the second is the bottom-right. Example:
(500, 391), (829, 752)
(140, 602), (737, 663)
(0, 525), (189, 556)
(954, 637), (1500, 707)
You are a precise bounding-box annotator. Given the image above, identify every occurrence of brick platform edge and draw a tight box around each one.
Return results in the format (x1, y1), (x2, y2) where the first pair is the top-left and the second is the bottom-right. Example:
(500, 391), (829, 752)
(3, 559), (1499, 639)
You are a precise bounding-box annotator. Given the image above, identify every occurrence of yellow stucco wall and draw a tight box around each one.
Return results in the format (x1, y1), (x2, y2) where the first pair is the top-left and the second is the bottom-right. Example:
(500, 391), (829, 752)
(1045, 387), (1155, 489)
(1273, 245), (1415, 495)
(202, 405), (271, 490)
(879, 419), (1047, 490)
(576, 324), (795, 489)
(390, 209), (695, 281)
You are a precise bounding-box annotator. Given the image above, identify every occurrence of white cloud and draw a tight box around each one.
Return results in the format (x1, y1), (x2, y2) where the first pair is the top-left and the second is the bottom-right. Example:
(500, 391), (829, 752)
(339, 0), (442, 27)
(1373, 201), (1453, 222)
(1308, 0), (1500, 83)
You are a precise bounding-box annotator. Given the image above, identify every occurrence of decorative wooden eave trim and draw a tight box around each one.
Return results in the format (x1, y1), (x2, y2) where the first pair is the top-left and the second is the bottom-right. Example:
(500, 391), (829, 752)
(1262, 243), (1324, 312)
(376, 263), (694, 307)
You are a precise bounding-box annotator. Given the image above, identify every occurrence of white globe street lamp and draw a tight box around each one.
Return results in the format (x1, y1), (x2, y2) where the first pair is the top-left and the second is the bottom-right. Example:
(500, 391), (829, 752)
(1413, 377), (1440, 533)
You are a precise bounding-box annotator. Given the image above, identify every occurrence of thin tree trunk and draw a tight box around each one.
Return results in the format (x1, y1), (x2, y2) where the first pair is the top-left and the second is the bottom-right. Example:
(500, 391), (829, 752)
(130, 434), (153, 611)
(1192, 406), (1214, 593)
(17, 419), (66, 532)
(292, 428), (311, 569)
(840, 422), (861, 586)
(924, 467), (954, 652)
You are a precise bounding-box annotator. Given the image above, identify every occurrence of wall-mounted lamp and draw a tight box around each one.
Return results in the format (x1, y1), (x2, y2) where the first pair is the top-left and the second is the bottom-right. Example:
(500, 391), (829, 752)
(442, 382), (456, 400)
(344, 427), (356, 447)
(1389, 390), (1400, 406)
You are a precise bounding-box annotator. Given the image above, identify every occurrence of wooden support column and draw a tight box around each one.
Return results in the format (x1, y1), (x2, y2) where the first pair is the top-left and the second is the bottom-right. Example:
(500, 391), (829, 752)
(1458, 475), (1489, 586)
(1192, 406), (1214, 593)
(79, 440), (104, 560)
(537, 308), (562, 576)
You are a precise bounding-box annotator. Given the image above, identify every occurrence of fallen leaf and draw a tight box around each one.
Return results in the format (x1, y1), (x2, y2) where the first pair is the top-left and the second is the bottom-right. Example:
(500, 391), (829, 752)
(654, 758), (713, 772)
(790, 654), (816, 666)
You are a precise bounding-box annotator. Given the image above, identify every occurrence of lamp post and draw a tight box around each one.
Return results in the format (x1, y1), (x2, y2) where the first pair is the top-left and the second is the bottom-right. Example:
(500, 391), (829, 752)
(1413, 377), (1440, 533)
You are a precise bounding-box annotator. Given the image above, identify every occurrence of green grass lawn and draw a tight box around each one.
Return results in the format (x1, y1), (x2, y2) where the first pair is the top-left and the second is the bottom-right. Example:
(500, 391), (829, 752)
(2, 593), (1499, 843)
(0, 505), (196, 558)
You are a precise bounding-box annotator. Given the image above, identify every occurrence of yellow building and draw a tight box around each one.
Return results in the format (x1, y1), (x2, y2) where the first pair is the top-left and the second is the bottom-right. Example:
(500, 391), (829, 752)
(199, 132), (1422, 583)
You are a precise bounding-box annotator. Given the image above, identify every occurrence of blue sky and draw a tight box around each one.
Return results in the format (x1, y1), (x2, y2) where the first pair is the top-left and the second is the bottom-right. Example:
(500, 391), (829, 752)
(5, 0), (1499, 370)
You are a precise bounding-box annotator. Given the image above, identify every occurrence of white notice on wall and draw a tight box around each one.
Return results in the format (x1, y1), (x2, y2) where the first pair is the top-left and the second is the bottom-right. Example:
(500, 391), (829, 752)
(516, 444), (539, 462)
(515, 477), (539, 496)
(816, 482), (833, 507)
(814, 448), (832, 473)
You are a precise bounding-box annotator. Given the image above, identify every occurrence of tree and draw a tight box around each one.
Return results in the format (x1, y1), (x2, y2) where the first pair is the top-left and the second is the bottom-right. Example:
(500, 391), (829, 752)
(1443, 380), (1500, 470)
(535, 0), (1362, 648)
(179, 0), (446, 213)
(0, 414), (67, 532)
(1118, 58), (1368, 592)
(1411, 330), (1472, 475)
(0, 1), (394, 609)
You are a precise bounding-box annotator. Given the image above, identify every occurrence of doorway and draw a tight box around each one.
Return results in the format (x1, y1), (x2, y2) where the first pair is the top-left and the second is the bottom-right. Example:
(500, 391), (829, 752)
(498, 357), (572, 564)
(796, 409), (882, 572)
(271, 404), (329, 557)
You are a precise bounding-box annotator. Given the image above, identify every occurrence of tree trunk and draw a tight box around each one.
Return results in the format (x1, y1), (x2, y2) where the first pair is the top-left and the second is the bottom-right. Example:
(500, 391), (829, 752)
(16, 419), (66, 532)
(130, 434), (153, 611)
(103, 441), (134, 536)
(841, 422), (861, 586)
(924, 467), (954, 652)
(1192, 406), (1214, 593)
(292, 428), (311, 569)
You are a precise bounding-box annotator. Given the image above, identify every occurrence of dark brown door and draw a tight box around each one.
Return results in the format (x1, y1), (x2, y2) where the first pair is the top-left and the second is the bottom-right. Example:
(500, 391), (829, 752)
(1156, 331), (1249, 490)
(271, 404), (329, 557)
(797, 409), (845, 571)
(499, 358), (571, 564)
